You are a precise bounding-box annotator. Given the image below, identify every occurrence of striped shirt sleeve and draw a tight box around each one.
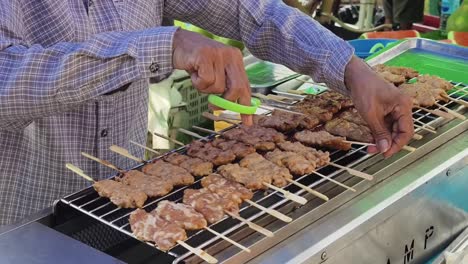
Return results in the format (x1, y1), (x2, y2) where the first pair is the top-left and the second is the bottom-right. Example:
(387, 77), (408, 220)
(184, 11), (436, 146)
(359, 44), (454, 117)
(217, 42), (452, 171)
(0, 26), (177, 131)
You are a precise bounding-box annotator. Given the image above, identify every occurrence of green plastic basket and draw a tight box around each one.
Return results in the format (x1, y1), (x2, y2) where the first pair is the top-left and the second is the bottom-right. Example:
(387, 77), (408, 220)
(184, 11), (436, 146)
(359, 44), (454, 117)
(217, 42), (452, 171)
(176, 78), (209, 127)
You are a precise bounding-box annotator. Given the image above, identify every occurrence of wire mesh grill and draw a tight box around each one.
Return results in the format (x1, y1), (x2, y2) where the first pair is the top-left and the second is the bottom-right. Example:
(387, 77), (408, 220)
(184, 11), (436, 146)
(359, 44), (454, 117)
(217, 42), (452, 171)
(60, 81), (467, 263)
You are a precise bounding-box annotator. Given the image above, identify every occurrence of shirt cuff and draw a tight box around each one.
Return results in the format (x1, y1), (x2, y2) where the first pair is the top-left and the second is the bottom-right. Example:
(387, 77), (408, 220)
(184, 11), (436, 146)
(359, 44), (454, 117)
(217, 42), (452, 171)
(322, 41), (354, 96)
(135, 26), (179, 80)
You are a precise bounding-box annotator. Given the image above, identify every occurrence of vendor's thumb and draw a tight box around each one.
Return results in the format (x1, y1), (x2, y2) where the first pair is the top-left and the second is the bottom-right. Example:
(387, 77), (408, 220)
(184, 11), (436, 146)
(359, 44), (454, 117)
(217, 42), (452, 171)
(367, 118), (391, 153)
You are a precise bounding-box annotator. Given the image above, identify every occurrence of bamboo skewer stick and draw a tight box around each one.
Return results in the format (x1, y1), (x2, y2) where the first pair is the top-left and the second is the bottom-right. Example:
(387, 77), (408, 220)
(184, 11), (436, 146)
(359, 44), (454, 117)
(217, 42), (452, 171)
(416, 106), (454, 119)
(252, 93), (285, 104)
(442, 94), (468, 108)
(178, 128), (205, 139)
(218, 113), (241, 121)
(262, 182), (308, 205)
(343, 141), (416, 152)
(153, 132), (185, 147)
(129, 140), (160, 155)
(313, 171), (356, 192)
(109, 145), (145, 163)
(204, 227), (251, 253)
(244, 200), (292, 223)
(286, 90), (308, 95)
(225, 211), (274, 238)
(176, 240), (218, 264)
(329, 162), (374, 181)
(413, 119), (436, 130)
(266, 94), (298, 103)
(412, 134), (423, 140)
(413, 123), (437, 134)
(81, 152), (124, 172)
(192, 126), (222, 135)
(435, 103), (466, 120)
(202, 112), (239, 125)
(285, 178), (328, 201)
(66, 163), (96, 183)
(258, 105), (305, 116)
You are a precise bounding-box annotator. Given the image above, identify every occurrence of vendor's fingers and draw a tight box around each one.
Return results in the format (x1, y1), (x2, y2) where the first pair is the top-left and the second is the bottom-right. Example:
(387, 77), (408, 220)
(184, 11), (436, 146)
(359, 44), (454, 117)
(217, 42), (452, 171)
(384, 106), (414, 158)
(212, 54), (227, 93)
(367, 145), (379, 154)
(191, 59), (218, 93)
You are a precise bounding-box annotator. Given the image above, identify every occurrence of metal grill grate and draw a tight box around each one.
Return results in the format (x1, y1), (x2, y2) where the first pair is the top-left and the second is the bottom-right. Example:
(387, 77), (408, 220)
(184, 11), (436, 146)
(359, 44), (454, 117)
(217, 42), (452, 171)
(59, 82), (467, 263)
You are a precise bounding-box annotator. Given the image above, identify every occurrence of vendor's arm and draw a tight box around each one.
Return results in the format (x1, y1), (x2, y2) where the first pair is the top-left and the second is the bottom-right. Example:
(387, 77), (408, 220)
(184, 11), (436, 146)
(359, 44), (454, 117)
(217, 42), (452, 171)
(0, 4), (177, 131)
(165, 0), (414, 156)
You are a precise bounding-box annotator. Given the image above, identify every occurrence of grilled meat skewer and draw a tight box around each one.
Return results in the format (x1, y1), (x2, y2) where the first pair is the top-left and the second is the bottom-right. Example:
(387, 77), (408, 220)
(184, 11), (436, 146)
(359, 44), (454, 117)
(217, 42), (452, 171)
(142, 160), (195, 186)
(117, 170), (174, 198)
(163, 152), (213, 177)
(129, 209), (187, 251)
(223, 125), (285, 151)
(187, 140), (236, 166)
(294, 130), (352, 151)
(154, 200), (207, 230)
(210, 138), (256, 159)
(183, 188), (239, 223)
(239, 153), (293, 187)
(264, 149), (315, 176)
(93, 179), (148, 208)
(201, 174), (254, 204)
(277, 141), (330, 167)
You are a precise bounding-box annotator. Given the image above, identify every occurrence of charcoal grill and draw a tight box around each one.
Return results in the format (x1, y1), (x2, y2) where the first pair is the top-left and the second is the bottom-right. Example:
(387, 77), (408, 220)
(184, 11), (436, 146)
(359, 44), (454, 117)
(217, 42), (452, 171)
(49, 82), (467, 263)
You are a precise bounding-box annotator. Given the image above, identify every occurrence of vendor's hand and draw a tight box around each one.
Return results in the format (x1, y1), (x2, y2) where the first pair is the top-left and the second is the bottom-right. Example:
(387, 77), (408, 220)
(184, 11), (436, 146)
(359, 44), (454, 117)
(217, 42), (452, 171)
(344, 56), (414, 158)
(172, 29), (253, 125)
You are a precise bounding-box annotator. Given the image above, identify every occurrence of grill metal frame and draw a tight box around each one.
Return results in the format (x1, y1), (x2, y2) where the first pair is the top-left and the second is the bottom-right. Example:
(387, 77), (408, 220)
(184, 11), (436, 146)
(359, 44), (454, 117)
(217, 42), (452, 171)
(58, 82), (467, 263)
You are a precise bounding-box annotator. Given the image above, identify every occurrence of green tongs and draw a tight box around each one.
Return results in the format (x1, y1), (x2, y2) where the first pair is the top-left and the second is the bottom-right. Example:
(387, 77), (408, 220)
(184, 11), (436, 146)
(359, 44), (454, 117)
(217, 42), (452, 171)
(208, 95), (261, 114)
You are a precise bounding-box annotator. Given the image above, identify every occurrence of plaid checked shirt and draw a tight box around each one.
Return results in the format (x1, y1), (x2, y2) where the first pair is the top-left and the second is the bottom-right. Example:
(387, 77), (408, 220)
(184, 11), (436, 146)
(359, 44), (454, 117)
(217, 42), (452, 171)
(0, 0), (353, 225)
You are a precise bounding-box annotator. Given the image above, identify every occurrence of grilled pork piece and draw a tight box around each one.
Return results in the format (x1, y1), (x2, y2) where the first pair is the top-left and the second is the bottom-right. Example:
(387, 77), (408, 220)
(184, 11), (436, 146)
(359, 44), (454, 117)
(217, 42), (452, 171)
(117, 170), (173, 198)
(239, 153), (293, 187)
(293, 91), (354, 123)
(318, 91), (354, 109)
(376, 71), (406, 86)
(129, 209), (187, 251)
(338, 108), (367, 126)
(293, 105), (334, 123)
(210, 138), (256, 159)
(373, 64), (419, 80)
(186, 141), (236, 166)
(217, 163), (272, 190)
(253, 114), (299, 132)
(264, 149), (315, 176)
(294, 130), (352, 151)
(183, 188), (238, 223)
(399, 83), (437, 107)
(417, 75), (453, 91)
(142, 160), (194, 186)
(273, 110), (321, 130)
(277, 141), (330, 167)
(223, 125), (285, 151)
(325, 118), (374, 143)
(93, 180), (147, 208)
(201, 174), (253, 204)
(154, 201), (207, 230)
(164, 153), (213, 177)
(254, 110), (320, 132)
